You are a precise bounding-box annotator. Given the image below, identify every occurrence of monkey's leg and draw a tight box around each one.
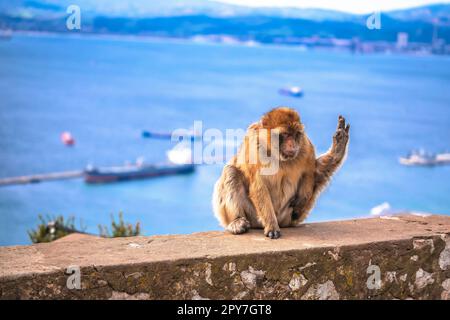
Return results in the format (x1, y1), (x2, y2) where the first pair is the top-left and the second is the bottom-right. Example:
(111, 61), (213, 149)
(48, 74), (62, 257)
(291, 116), (349, 226)
(248, 176), (281, 239)
(213, 165), (253, 235)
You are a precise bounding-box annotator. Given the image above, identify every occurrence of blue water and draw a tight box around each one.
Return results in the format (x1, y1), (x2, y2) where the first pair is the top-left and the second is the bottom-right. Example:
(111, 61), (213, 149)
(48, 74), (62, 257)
(1, 34), (450, 246)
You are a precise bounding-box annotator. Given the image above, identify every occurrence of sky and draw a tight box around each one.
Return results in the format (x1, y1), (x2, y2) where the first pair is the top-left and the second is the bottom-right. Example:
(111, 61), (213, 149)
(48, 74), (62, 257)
(215, 0), (450, 14)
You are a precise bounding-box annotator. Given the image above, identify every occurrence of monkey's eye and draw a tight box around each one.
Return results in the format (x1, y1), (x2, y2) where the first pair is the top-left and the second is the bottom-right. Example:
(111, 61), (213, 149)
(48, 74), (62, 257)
(279, 132), (288, 142)
(295, 131), (301, 139)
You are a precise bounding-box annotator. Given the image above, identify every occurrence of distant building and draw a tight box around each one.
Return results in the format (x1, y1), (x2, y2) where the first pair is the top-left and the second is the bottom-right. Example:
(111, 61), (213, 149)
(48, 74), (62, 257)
(432, 38), (446, 54)
(430, 20), (446, 54)
(396, 32), (409, 49)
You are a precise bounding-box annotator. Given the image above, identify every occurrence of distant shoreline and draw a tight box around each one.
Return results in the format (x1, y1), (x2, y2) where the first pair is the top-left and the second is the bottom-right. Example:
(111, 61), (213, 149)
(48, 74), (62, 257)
(7, 30), (447, 59)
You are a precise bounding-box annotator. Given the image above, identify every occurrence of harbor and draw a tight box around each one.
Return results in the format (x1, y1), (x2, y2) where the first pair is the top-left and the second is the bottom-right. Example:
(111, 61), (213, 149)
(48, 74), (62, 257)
(0, 170), (83, 186)
(1, 31), (450, 247)
(0, 163), (195, 187)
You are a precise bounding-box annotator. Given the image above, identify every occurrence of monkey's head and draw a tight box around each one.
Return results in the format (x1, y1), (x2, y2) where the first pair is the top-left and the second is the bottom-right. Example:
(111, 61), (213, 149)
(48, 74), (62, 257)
(260, 107), (305, 161)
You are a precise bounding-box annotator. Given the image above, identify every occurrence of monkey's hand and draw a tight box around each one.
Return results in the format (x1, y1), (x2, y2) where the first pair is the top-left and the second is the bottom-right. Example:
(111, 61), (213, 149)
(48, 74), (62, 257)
(332, 115), (350, 159)
(289, 194), (312, 226)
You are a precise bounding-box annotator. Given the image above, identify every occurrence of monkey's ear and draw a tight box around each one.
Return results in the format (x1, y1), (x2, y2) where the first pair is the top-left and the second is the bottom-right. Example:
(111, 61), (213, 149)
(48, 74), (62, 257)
(260, 116), (266, 127)
(299, 123), (305, 132)
(291, 121), (304, 133)
(260, 114), (272, 128)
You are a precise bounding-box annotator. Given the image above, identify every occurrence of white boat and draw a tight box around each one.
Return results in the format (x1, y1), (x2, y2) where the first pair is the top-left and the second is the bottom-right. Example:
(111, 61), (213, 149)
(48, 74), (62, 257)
(399, 150), (450, 166)
(278, 86), (303, 98)
(436, 152), (450, 163)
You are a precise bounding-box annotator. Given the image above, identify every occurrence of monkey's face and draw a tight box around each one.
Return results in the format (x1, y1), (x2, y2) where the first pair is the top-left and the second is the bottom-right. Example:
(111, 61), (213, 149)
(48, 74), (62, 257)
(259, 107), (305, 162)
(278, 126), (303, 161)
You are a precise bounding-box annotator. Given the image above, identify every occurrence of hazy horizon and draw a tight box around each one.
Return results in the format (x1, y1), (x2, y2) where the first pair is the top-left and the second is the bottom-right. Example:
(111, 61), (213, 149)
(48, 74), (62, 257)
(3, 0), (450, 17)
(214, 0), (450, 14)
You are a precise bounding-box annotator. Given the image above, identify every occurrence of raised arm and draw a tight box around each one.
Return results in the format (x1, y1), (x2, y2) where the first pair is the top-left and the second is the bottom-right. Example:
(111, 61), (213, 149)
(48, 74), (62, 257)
(290, 116), (350, 226)
(314, 115), (350, 192)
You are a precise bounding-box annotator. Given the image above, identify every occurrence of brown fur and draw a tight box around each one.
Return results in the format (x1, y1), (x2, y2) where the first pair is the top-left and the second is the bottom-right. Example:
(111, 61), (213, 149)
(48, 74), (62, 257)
(212, 107), (349, 239)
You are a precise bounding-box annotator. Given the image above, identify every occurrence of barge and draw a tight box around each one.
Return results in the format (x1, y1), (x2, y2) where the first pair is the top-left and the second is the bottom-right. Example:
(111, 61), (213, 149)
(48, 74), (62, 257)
(84, 163), (195, 184)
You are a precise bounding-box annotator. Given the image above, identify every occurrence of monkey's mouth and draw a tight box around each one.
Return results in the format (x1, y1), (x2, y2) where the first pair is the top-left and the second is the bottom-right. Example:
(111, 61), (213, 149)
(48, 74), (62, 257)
(280, 150), (298, 161)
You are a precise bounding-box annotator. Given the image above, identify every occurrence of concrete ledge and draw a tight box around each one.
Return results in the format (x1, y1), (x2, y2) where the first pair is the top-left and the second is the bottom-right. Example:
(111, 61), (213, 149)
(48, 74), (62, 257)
(1, 214), (450, 299)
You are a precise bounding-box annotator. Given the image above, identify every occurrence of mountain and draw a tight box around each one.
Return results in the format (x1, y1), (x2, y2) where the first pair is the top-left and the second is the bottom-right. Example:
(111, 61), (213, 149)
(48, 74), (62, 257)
(388, 3), (450, 24)
(1, 1), (449, 45)
(2, 0), (449, 23)
(0, 0), (360, 20)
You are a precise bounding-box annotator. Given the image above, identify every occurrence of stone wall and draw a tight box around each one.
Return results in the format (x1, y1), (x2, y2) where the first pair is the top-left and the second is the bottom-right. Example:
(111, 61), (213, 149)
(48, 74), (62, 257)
(1, 214), (449, 299)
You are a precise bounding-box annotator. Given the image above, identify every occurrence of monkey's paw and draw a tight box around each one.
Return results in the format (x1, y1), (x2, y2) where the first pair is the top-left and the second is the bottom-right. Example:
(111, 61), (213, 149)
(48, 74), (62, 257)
(227, 217), (250, 235)
(264, 227), (281, 239)
(333, 115), (350, 154)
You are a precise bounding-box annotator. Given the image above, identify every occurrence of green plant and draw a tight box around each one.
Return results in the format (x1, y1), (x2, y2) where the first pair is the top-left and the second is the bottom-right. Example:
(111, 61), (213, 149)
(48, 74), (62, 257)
(28, 214), (83, 243)
(98, 212), (141, 238)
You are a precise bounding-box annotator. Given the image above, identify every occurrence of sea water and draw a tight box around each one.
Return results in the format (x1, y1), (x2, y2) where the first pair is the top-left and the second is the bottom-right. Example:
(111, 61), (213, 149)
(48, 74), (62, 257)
(0, 34), (449, 245)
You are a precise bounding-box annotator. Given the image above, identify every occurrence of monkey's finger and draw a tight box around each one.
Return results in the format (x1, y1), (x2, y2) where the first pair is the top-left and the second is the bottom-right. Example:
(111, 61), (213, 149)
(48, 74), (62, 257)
(345, 124), (350, 133)
(337, 115), (345, 130)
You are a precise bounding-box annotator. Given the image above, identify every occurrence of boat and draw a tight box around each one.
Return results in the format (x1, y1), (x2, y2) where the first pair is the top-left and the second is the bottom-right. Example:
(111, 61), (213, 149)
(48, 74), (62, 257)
(142, 130), (201, 141)
(278, 86), (303, 98)
(399, 150), (450, 166)
(167, 146), (193, 165)
(436, 152), (450, 163)
(84, 162), (195, 184)
(61, 131), (75, 146)
(141, 130), (172, 139)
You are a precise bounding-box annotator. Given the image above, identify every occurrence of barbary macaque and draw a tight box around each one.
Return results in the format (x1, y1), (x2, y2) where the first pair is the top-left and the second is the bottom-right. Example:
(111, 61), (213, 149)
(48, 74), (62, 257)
(212, 107), (350, 239)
